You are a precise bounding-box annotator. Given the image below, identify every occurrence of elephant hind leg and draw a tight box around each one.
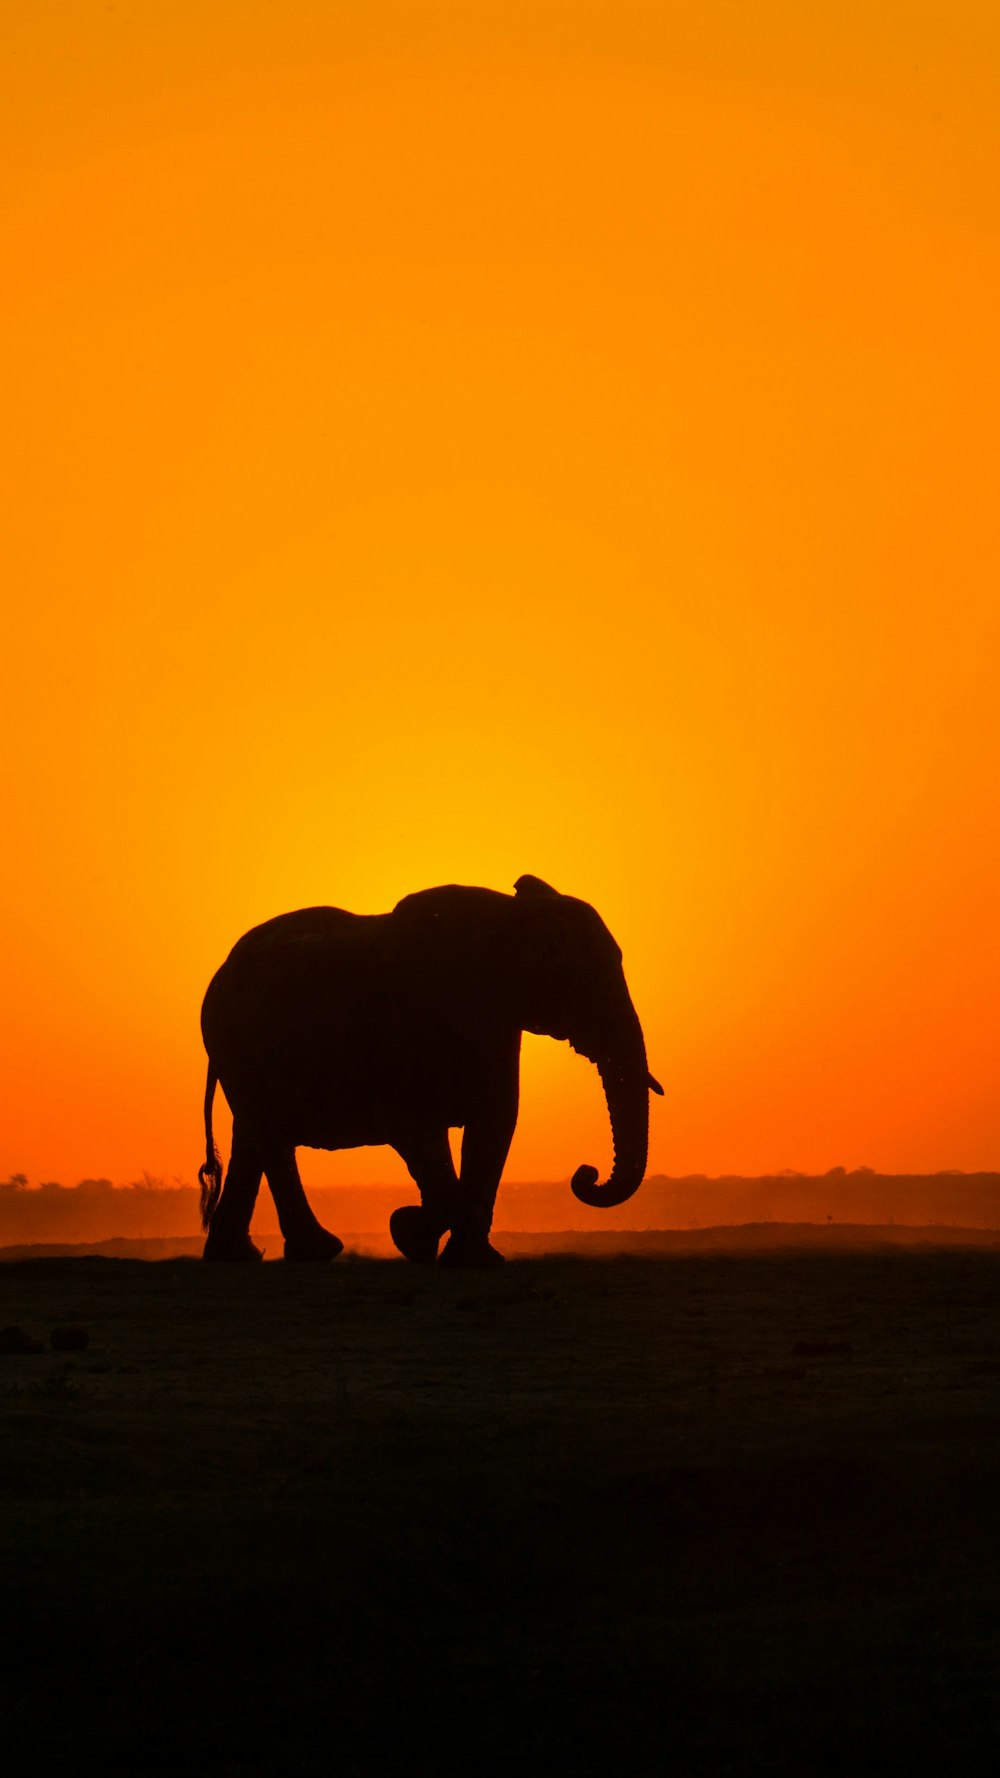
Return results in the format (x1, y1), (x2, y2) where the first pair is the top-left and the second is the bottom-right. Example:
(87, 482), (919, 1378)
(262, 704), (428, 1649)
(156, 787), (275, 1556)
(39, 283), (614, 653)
(203, 1120), (265, 1262)
(264, 1147), (344, 1263)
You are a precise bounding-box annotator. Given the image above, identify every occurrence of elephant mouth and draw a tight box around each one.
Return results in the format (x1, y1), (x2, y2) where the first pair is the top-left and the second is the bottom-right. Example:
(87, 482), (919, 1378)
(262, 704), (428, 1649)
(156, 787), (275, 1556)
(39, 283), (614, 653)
(570, 1035), (663, 1097)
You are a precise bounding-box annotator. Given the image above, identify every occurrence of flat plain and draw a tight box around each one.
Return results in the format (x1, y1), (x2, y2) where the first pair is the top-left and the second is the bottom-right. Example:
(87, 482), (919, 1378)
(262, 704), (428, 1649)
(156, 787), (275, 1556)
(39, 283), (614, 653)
(2, 1248), (999, 1775)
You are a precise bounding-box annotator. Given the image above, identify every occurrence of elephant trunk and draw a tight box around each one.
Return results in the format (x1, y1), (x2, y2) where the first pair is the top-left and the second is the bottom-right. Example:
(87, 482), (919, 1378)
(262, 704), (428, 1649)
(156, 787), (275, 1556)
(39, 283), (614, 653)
(571, 1014), (650, 1210)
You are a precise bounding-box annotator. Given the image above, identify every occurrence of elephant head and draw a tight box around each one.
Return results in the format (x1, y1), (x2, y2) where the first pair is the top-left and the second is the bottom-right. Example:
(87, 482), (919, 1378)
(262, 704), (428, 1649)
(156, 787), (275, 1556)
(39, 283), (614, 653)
(510, 875), (663, 1209)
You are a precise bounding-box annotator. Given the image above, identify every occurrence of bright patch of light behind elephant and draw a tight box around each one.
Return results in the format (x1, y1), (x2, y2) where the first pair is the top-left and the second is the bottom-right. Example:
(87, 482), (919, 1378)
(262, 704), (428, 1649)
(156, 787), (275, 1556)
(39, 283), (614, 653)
(197, 876), (663, 1266)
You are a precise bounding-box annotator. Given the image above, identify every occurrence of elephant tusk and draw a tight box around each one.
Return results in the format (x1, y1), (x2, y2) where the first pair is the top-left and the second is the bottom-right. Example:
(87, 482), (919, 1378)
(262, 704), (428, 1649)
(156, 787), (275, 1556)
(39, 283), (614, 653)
(648, 1073), (664, 1096)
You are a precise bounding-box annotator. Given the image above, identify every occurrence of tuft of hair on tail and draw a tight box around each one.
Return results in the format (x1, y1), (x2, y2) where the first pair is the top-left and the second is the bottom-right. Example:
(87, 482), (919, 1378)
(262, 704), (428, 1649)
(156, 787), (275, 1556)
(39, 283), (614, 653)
(198, 1064), (224, 1228)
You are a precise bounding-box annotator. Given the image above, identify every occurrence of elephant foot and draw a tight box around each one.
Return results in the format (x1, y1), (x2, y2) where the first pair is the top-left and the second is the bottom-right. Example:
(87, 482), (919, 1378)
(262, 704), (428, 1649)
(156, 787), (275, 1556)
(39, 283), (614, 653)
(203, 1228), (265, 1263)
(283, 1226), (345, 1263)
(438, 1234), (506, 1269)
(389, 1205), (444, 1265)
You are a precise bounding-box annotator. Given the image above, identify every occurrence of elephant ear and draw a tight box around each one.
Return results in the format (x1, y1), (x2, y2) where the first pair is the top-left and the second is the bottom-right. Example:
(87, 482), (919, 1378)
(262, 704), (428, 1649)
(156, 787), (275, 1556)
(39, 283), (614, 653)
(513, 875), (561, 899)
(512, 873), (586, 978)
(513, 874), (619, 982)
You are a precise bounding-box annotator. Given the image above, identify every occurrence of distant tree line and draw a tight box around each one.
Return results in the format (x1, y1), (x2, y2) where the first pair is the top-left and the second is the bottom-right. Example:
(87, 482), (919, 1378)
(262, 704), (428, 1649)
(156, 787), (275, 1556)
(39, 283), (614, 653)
(2, 1171), (1000, 1243)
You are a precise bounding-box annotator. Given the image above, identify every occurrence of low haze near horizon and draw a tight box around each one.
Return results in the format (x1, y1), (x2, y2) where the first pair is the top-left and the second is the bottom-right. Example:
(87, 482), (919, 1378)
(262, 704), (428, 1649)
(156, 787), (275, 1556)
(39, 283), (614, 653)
(3, 3), (999, 1193)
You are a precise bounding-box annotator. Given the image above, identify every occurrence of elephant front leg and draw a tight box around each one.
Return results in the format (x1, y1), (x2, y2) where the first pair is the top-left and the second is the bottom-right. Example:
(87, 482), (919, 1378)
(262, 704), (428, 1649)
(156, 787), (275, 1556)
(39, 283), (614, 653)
(390, 1125), (460, 1264)
(264, 1146), (344, 1263)
(439, 1066), (519, 1269)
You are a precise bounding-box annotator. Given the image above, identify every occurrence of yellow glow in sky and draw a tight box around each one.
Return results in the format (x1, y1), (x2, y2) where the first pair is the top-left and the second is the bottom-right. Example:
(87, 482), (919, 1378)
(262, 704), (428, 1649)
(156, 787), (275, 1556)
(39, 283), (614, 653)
(2, 3), (999, 1190)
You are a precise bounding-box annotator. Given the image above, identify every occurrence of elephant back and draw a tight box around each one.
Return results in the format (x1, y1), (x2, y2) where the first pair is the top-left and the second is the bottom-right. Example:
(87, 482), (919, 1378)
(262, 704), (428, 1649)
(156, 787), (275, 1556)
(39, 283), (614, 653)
(387, 885), (517, 1032)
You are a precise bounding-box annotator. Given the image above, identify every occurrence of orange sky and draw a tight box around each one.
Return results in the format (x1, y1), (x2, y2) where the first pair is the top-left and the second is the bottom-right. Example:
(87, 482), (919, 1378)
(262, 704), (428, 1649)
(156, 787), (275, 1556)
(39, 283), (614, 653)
(3, 3), (999, 1194)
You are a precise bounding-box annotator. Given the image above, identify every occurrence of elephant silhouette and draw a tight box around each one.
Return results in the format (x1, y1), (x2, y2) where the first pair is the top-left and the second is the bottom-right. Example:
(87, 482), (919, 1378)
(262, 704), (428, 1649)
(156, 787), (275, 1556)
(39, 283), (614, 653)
(198, 875), (662, 1265)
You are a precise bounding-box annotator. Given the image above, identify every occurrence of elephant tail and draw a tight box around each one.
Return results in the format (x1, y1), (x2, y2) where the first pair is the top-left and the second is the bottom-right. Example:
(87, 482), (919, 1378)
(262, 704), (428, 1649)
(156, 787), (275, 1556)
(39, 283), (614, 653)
(197, 1065), (223, 1229)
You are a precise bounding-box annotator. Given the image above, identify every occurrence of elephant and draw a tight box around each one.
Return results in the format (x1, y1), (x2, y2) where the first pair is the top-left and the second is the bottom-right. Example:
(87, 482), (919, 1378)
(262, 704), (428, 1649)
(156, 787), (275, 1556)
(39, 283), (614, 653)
(197, 875), (663, 1266)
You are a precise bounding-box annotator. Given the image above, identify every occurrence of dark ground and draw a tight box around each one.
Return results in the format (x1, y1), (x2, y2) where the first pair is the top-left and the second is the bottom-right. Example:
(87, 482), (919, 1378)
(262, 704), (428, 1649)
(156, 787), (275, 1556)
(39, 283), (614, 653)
(1, 1249), (998, 1775)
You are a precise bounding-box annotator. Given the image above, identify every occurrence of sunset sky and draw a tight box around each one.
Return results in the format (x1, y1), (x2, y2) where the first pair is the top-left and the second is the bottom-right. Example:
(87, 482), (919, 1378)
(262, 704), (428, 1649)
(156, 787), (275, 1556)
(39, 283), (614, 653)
(3, 3), (999, 1197)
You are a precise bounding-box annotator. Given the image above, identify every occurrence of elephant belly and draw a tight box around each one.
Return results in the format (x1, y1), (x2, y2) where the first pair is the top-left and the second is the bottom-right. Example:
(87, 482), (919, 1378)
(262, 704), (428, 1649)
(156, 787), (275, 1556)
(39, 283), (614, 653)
(291, 1082), (471, 1153)
(218, 1055), (469, 1155)
(290, 1110), (396, 1152)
